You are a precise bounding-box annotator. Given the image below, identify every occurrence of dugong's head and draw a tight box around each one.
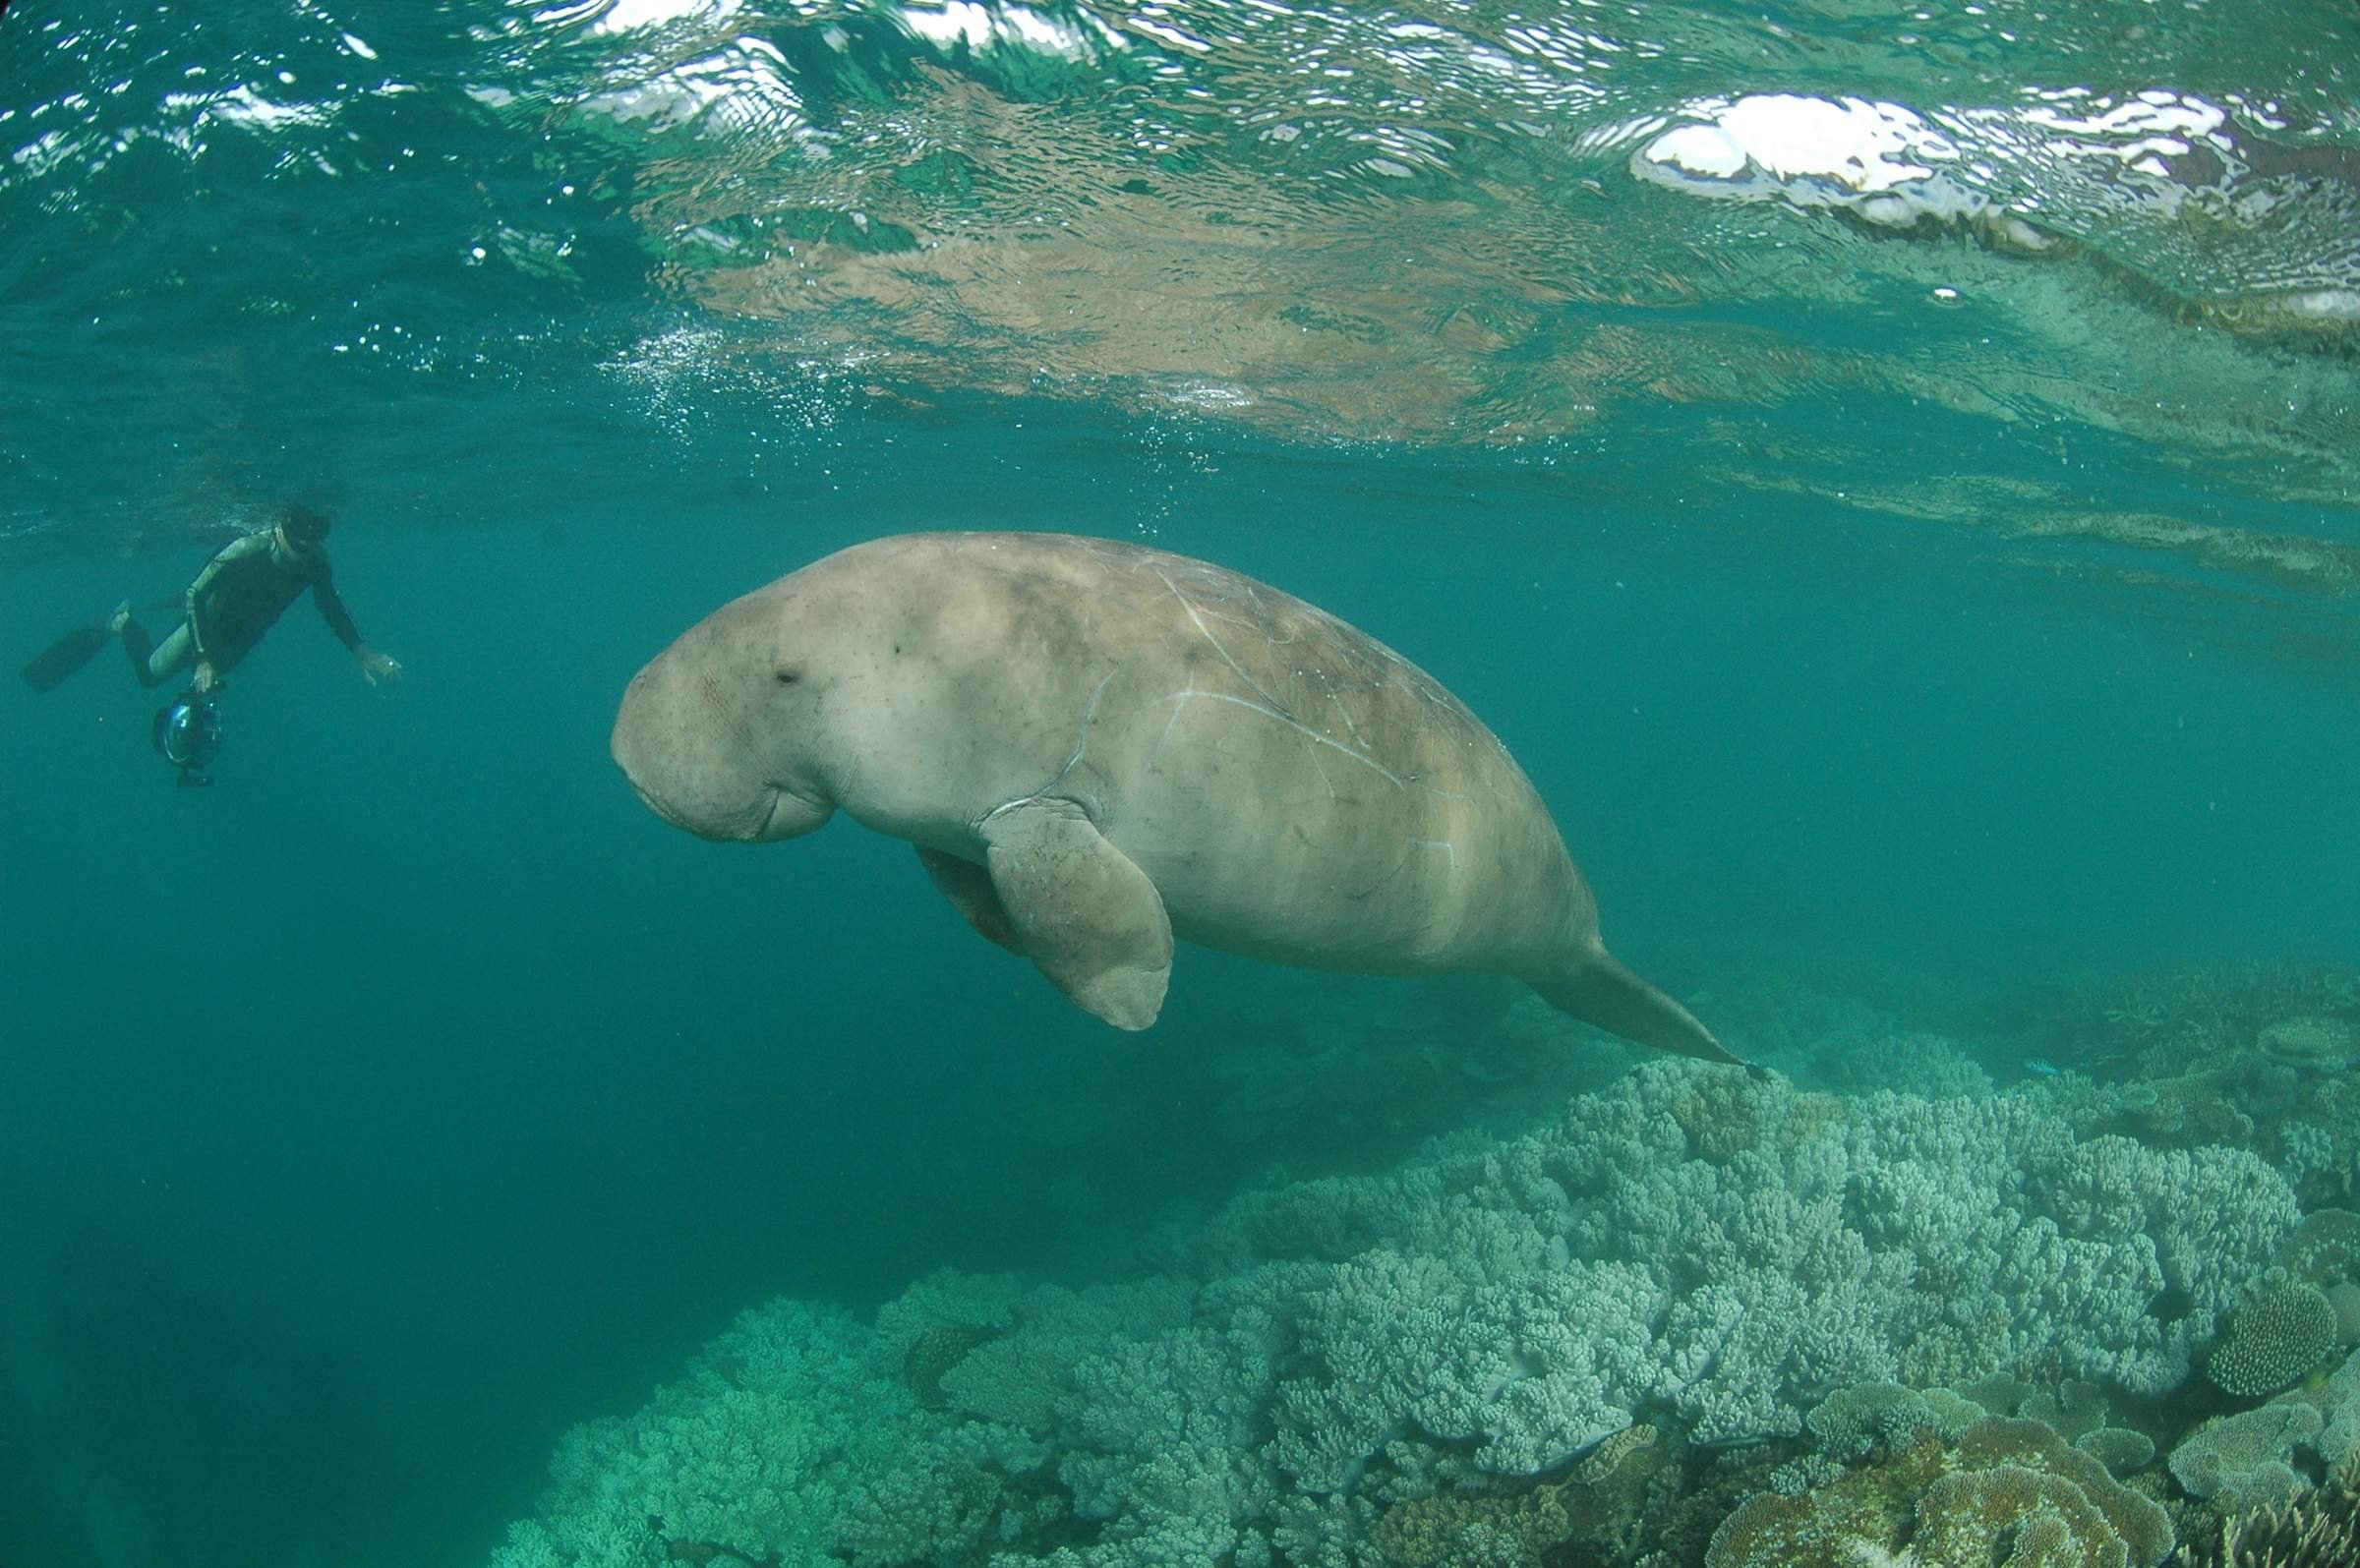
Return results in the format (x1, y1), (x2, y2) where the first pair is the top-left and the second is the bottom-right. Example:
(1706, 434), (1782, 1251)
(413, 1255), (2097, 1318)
(612, 584), (840, 843)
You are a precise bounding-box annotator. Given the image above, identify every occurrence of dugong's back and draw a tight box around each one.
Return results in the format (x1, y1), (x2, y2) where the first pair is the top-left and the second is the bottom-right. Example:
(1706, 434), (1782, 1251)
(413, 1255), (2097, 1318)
(843, 533), (1590, 976)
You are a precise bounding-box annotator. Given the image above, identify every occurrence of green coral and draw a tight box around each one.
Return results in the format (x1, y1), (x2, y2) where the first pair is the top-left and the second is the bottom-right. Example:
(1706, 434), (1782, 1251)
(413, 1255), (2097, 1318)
(1960, 1374), (2037, 1417)
(2330, 1283), (2360, 1346)
(2210, 1283), (2338, 1398)
(838, 1452), (1007, 1568)
(1704, 1417), (2172, 1568)
(490, 1299), (922, 1568)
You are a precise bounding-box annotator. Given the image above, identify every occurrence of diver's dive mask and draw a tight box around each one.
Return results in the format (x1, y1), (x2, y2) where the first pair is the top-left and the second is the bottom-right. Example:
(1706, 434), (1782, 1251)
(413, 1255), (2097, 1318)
(152, 688), (222, 785)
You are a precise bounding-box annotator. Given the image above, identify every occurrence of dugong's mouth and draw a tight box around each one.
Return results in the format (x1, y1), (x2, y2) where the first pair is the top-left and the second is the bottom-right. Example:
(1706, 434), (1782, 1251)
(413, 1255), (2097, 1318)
(752, 789), (790, 842)
(626, 773), (808, 843)
(625, 776), (686, 832)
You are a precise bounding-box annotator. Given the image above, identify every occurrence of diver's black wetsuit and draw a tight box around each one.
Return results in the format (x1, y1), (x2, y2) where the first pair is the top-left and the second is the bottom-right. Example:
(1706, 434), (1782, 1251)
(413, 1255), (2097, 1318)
(120, 530), (364, 688)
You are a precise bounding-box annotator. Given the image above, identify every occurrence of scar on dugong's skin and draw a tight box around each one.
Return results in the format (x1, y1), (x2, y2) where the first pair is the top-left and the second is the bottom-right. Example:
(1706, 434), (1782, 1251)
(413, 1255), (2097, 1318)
(612, 532), (1749, 1071)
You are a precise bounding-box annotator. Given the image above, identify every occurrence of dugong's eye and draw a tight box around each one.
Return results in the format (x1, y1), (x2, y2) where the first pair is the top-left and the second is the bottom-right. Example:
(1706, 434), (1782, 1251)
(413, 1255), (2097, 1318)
(775, 668), (801, 687)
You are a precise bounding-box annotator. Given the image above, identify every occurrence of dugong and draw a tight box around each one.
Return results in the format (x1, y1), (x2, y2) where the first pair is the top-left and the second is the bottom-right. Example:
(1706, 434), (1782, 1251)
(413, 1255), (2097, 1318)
(612, 532), (1742, 1069)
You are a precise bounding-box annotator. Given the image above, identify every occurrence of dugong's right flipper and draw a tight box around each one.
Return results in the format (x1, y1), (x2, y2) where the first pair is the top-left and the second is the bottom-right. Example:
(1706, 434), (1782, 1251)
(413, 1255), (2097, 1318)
(1533, 945), (1760, 1074)
(979, 799), (1174, 1030)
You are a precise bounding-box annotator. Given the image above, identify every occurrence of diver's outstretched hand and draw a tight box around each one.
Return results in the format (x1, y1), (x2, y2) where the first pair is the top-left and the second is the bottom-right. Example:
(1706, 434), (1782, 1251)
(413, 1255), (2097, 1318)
(357, 647), (403, 686)
(193, 660), (218, 694)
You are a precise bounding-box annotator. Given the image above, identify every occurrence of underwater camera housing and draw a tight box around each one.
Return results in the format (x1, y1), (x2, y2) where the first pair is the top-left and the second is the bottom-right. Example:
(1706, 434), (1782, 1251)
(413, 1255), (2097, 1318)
(152, 688), (222, 786)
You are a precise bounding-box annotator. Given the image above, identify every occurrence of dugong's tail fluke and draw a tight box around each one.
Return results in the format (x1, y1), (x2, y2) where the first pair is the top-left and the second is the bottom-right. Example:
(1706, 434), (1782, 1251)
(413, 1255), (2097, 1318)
(1532, 947), (1755, 1073)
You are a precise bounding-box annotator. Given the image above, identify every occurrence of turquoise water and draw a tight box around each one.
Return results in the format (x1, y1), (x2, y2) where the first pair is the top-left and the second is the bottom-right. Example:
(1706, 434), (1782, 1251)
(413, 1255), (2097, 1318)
(3, 3), (2358, 1565)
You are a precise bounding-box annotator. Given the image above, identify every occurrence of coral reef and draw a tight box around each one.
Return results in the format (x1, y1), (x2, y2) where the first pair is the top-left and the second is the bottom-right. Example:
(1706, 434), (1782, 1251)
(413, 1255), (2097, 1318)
(2046, 962), (2359, 1077)
(2257, 1018), (2360, 1074)
(2162, 1339), (2360, 1539)
(486, 1051), (2310, 1567)
(1805, 1382), (1987, 1460)
(904, 1323), (1001, 1412)
(2169, 1405), (2322, 1513)
(485, 957), (2360, 1568)
(1365, 1423), (1670, 1566)
(2022, 1381), (2111, 1444)
(2170, 1451), (2360, 1567)
(2081, 1427), (2158, 1477)
(487, 1300), (929, 1568)
(2208, 1283), (2337, 1398)
(2030, 963), (2360, 1213)
(1704, 1416), (2172, 1568)
(2274, 1211), (2360, 1288)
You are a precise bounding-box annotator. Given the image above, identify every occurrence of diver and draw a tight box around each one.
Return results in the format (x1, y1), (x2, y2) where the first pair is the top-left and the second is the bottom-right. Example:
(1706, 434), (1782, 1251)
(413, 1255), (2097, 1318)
(18, 503), (402, 782)
(107, 503), (402, 696)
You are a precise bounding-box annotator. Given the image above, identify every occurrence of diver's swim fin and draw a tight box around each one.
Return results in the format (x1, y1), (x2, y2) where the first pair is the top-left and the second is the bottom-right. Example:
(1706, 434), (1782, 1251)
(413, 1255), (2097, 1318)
(19, 620), (112, 692)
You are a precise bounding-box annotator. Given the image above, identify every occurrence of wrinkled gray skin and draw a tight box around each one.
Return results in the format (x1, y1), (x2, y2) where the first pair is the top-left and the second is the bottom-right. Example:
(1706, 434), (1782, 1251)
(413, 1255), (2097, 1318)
(612, 532), (1742, 1068)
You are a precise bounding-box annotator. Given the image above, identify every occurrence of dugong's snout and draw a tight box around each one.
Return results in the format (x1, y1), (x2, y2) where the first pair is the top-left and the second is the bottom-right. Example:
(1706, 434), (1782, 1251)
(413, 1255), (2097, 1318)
(612, 652), (830, 844)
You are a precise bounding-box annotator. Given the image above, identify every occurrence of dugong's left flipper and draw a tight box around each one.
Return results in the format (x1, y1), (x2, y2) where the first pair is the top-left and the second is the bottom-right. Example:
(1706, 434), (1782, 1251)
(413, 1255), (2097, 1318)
(916, 845), (1028, 955)
(979, 800), (1174, 1030)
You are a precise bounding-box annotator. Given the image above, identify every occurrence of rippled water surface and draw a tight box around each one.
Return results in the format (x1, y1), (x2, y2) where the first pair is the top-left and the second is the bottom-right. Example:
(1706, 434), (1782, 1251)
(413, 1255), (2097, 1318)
(7, 0), (2357, 550)
(2, 3), (2356, 1566)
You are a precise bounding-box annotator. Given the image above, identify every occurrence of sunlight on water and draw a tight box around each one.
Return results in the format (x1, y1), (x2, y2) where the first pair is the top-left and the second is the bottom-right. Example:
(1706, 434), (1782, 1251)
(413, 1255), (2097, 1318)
(2, 0), (2352, 604)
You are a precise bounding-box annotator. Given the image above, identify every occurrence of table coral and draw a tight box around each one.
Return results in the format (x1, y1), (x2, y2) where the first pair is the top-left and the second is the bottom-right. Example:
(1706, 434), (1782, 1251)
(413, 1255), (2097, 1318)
(1910, 1464), (2144, 1568)
(2169, 1405), (2325, 1507)
(2258, 1017), (2360, 1073)
(1705, 1417), (2171, 1568)
(2078, 1428), (2156, 1477)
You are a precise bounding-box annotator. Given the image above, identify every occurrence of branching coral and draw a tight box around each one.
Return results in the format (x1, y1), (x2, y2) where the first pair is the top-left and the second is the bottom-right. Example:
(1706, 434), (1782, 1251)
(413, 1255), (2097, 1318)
(491, 1057), (2303, 1567)
(488, 1300), (923, 1568)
